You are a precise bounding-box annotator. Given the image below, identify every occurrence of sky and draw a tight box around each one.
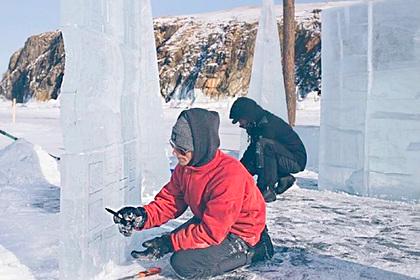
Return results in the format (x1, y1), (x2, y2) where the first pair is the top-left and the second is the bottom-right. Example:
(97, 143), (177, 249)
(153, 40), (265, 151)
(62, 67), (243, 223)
(0, 0), (326, 74)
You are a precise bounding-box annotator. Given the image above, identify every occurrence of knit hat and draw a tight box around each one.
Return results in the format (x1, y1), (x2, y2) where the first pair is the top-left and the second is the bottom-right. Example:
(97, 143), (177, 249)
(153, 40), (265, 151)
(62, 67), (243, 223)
(171, 115), (194, 152)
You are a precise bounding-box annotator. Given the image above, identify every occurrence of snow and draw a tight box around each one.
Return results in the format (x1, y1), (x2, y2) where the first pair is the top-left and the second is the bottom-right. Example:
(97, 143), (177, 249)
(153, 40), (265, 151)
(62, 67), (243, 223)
(0, 245), (35, 280)
(0, 100), (62, 157)
(0, 139), (59, 187)
(0, 95), (419, 279)
(0, 138), (60, 280)
(155, 1), (360, 24)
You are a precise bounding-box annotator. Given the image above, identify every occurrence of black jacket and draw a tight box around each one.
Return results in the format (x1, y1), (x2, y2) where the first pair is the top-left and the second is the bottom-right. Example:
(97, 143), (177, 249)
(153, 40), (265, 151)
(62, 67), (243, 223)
(231, 98), (306, 170)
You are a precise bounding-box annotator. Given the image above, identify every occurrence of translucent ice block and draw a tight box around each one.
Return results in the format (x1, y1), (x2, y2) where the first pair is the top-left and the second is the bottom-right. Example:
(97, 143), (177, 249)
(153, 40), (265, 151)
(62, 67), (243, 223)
(60, 0), (170, 279)
(247, 0), (287, 119)
(319, 0), (420, 202)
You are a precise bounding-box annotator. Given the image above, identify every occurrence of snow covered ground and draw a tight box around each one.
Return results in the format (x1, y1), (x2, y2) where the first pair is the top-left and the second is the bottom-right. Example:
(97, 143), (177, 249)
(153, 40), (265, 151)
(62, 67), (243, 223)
(0, 96), (419, 280)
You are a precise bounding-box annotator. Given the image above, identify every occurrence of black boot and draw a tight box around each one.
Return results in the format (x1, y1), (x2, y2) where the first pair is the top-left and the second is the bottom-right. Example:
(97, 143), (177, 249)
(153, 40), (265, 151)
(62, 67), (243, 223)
(275, 175), (296, 195)
(260, 185), (276, 203)
(251, 227), (274, 263)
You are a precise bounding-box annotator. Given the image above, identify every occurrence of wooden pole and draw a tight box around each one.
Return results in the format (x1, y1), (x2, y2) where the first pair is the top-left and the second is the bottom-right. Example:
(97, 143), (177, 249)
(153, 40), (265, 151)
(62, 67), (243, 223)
(283, 0), (296, 126)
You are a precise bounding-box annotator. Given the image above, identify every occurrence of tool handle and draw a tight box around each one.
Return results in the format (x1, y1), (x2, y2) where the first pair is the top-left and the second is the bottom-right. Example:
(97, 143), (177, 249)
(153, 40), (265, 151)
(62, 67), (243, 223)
(0, 129), (18, 141)
(105, 207), (119, 216)
(137, 267), (161, 278)
(105, 207), (128, 226)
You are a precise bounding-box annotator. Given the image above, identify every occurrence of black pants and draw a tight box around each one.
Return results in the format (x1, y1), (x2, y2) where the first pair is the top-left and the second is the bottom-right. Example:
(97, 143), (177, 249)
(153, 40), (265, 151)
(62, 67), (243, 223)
(170, 218), (253, 279)
(241, 138), (302, 191)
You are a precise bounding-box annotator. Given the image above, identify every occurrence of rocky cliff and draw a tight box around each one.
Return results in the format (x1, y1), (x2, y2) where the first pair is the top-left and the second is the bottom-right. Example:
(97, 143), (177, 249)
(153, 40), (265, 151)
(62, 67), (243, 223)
(155, 7), (321, 102)
(0, 32), (65, 102)
(0, 6), (321, 103)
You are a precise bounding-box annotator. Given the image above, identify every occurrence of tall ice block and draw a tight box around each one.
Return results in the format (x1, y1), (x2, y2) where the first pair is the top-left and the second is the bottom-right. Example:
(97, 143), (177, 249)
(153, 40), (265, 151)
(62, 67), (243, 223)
(59, 0), (169, 279)
(248, 0), (287, 119)
(319, 0), (420, 201)
(240, 0), (287, 154)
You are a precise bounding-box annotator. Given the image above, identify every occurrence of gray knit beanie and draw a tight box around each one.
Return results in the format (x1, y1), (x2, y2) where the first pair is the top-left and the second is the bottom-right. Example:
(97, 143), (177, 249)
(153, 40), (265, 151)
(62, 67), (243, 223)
(171, 115), (194, 152)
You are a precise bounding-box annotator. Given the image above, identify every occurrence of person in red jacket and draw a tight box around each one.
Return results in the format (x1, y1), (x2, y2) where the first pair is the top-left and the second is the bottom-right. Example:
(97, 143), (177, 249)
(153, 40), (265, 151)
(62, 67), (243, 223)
(114, 108), (273, 279)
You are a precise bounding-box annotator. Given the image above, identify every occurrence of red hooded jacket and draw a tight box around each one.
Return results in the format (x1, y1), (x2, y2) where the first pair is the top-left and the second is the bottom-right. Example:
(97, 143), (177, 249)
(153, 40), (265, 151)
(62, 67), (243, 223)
(142, 150), (266, 251)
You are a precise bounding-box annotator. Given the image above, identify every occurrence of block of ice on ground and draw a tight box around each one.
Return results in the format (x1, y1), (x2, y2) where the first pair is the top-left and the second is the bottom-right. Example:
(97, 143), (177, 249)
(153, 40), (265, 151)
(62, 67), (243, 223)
(60, 0), (169, 279)
(319, 0), (420, 202)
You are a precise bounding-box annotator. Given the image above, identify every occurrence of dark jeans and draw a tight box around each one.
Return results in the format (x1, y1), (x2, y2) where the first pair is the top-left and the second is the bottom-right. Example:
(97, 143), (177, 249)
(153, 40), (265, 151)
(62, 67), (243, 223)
(169, 217), (254, 279)
(241, 138), (302, 191)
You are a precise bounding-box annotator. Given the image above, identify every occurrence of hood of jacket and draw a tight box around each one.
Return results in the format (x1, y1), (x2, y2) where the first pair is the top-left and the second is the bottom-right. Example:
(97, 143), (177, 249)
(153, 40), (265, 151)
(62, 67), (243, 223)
(229, 97), (265, 124)
(179, 108), (220, 167)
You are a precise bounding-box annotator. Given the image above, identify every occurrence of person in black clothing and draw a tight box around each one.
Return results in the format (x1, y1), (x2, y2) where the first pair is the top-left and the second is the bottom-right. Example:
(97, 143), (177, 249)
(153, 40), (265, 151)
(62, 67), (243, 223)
(230, 97), (307, 203)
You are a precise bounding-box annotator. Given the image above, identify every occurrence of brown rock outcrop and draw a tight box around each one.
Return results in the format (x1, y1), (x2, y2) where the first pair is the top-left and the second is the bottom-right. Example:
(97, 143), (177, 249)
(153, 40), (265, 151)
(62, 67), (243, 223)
(0, 31), (65, 102)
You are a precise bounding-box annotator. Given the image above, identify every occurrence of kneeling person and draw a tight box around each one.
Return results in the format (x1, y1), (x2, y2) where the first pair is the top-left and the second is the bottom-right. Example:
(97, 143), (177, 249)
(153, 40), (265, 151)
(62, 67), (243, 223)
(230, 97), (307, 203)
(114, 108), (273, 279)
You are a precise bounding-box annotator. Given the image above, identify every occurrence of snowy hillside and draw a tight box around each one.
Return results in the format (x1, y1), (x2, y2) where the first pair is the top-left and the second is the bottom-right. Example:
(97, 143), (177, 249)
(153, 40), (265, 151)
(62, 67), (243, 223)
(155, 1), (357, 22)
(0, 98), (419, 279)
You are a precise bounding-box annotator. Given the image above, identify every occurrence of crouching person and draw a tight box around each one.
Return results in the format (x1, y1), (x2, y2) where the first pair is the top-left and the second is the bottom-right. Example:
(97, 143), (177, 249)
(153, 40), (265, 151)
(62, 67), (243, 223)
(229, 97), (307, 203)
(114, 108), (273, 279)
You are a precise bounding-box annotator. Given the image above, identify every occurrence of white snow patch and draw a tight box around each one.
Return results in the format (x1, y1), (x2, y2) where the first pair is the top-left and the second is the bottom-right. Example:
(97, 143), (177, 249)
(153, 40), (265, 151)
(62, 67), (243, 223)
(0, 137), (60, 279)
(0, 245), (35, 280)
(33, 144), (60, 186)
(155, 1), (359, 24)
(0, 139), (59, 187)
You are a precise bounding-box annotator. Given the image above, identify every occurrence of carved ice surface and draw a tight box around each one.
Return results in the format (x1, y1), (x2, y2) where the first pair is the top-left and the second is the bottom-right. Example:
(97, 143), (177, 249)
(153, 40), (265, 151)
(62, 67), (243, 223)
(59, 0), (169, 279)
(319, 0), (420, 202)
(137, 0), (171, 197)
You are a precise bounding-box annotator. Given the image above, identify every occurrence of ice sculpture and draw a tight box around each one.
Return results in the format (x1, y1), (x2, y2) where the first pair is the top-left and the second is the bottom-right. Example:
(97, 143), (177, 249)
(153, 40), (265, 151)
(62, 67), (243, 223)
(60, 0), (170, 279)
(247, 0), (287, 119)
(239, 0), (287, 153)
(319, 0), (420, 201)
(137, 1), (171, 197)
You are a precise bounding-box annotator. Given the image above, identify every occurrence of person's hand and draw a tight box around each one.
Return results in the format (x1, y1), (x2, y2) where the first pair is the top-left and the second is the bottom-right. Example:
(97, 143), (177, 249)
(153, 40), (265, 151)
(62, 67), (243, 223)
(113, 206), (147, 237)
(131, 235), (174, 260)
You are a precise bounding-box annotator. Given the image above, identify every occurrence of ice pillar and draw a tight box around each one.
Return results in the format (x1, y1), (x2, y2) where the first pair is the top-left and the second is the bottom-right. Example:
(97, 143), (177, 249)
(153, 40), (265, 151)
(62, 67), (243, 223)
(59, 0), (169, 279)
(247, 0), (287, 119)
(137, 1), (171, 196)
(319, 0), (420, 201)
(240, 0), (287, 154)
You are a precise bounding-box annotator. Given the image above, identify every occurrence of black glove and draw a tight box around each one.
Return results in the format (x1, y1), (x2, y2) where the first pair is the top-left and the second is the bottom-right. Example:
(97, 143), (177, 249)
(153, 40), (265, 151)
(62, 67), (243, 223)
(113, 206), (147, 237)
(131, 235), (174, 260)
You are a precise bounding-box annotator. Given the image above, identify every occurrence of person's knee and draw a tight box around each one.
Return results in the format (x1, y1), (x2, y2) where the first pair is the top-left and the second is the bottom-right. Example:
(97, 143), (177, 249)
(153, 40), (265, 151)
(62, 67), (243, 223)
(170, 252), (189, 279)
(170, 252), (199, 279)
(258, 138), (277, 156)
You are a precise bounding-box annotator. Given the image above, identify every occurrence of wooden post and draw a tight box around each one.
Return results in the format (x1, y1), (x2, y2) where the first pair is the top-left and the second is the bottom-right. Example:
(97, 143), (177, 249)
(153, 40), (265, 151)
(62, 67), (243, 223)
(12, 98), (16, 124)
(283, 0), (296, 126)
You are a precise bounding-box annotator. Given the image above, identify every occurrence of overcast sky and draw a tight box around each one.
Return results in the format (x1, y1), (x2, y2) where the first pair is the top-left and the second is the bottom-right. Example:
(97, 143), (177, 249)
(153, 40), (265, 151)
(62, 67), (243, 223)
(0, 0), (325, 73)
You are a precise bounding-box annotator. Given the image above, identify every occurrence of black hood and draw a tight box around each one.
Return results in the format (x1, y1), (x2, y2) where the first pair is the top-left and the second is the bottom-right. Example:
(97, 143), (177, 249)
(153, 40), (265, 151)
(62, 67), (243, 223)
(229, 97), (265, 124)
(179, 108), (220, 167)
